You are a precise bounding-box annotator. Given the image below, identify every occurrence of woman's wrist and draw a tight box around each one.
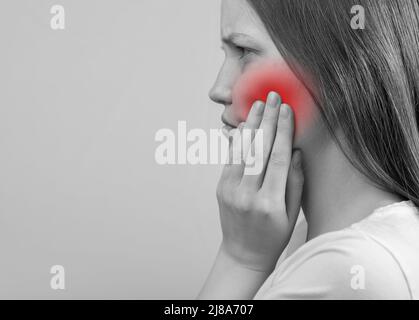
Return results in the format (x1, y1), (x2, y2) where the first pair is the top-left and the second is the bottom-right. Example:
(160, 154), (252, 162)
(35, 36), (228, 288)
(218, 241), (279, 274)
(197, 243), (272, 300)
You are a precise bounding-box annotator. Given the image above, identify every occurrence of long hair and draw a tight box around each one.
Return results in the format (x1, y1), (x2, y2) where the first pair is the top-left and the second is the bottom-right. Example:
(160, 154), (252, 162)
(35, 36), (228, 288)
(247, 0), (419, 206)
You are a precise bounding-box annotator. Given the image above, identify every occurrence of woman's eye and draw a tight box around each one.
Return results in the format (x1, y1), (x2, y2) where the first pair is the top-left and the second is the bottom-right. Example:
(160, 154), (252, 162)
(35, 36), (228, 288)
(237, 46), (254, 60)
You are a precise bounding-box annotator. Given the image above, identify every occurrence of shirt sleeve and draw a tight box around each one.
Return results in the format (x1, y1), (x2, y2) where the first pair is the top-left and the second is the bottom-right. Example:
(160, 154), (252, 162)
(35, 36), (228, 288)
(254, 230), (411, 300)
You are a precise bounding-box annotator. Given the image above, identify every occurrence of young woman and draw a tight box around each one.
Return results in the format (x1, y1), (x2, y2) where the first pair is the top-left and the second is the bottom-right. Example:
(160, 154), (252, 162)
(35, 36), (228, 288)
(198, 0), (419, 300)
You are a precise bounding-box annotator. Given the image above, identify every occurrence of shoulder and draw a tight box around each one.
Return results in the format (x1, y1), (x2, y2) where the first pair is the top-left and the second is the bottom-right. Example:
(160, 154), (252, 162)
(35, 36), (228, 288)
(256, 228), (411, 300)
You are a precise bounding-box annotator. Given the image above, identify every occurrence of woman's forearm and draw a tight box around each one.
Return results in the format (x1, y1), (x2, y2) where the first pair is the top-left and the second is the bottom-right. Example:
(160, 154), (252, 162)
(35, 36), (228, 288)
(197, 244), (272, 300)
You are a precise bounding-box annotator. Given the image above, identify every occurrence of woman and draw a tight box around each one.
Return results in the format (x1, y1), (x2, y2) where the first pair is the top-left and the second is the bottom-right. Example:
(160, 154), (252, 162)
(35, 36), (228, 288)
(198, 0), (419, 299)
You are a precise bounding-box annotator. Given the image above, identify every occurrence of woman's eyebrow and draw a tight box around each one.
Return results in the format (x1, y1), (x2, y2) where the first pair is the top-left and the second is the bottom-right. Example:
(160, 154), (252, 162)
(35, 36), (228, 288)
(222, 32), (260, 48)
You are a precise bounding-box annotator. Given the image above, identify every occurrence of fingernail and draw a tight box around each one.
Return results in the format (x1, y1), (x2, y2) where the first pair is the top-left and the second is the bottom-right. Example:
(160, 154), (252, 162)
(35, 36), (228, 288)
(280, 104), (290, 119)
(253, 100), (265, 114)
(267, 91), (281, 108)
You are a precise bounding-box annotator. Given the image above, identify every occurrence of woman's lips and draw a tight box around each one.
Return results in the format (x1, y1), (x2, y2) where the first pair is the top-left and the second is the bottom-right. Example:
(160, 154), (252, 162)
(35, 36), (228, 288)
(221, 114), (237, 128)
(221, 116), (236, 137)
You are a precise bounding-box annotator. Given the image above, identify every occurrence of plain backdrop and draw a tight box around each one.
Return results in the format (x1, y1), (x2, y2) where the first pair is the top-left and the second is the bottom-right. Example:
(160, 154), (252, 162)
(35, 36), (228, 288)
(0, 0), (224, 299)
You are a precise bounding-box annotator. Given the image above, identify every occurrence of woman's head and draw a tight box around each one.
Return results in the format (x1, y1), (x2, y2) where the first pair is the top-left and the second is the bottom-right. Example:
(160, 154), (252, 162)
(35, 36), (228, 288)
(210, 0), (419, 206)
(210, 0), (321, 144)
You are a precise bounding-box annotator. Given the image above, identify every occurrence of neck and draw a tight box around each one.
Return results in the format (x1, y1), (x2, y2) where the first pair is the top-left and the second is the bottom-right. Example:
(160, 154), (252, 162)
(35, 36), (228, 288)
(301, 136), (404, 241)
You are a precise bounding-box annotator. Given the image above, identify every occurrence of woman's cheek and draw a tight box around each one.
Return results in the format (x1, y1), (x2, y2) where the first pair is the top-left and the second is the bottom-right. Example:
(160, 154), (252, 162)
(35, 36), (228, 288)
(231, 60), (316, 138)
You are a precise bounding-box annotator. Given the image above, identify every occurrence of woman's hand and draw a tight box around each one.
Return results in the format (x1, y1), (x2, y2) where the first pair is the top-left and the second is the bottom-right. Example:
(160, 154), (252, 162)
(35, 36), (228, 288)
(217, 91), (304, 273)
(197, 91), (304, 300)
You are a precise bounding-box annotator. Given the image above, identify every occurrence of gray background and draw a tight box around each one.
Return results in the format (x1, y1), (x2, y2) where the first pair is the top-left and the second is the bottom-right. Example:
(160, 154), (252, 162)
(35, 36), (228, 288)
(0, 0), (223, 299)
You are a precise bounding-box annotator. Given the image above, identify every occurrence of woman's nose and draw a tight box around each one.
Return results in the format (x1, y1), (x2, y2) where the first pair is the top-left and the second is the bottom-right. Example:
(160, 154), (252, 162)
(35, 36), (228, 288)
(209, 83), (232, 106)
(209, 63), (234, 106)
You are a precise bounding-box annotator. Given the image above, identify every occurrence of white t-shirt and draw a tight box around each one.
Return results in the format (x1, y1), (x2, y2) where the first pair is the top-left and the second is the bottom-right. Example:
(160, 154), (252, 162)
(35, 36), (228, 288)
(254, 200), (419, 300)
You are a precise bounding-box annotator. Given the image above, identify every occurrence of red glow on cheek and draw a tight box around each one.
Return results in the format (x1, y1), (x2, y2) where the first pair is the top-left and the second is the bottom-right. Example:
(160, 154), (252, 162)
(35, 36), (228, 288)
(232, 60), (315, 135)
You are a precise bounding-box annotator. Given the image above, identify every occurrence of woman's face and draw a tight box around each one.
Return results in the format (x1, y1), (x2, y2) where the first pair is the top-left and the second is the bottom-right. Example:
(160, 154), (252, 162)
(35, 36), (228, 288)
(210, 0), (324, 149)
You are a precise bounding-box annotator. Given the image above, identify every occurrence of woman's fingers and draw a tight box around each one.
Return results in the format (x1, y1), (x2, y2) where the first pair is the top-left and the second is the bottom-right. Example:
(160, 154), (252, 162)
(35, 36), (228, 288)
(242, 100), (265, 156)
(261, 104), (294, 198)
(220, 122), (245, 185)
(260, 103), (304, 224)
(219, 100), (265, 185)
(234, 100), (266, 179)
(241, 91), (282, 190)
